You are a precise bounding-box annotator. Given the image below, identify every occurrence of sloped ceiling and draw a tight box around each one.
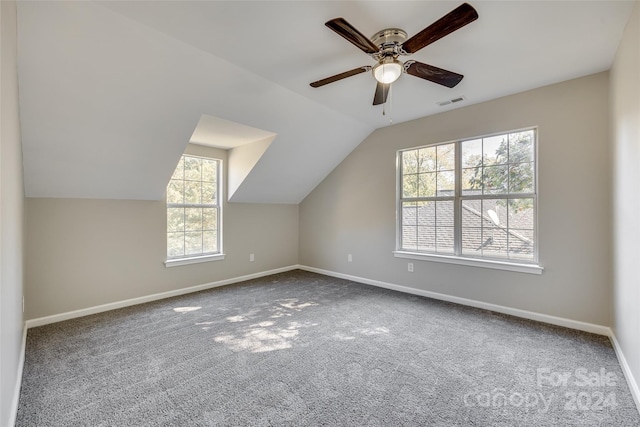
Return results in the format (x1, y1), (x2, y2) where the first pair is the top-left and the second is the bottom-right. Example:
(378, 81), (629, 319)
(16, 1), (635, 203)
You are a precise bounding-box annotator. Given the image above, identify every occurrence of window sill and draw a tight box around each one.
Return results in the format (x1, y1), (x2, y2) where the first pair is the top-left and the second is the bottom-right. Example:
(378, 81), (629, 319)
(165, 253), (225, 268)
(393, 251), (543, 275)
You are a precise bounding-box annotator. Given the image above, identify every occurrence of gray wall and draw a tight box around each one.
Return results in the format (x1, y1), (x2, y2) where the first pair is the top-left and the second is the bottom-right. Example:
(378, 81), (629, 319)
(25, 144), (299, 319)
(611, 0), (640, 403)
(1, 0), (26, 425)
(300, 72), (612, 326)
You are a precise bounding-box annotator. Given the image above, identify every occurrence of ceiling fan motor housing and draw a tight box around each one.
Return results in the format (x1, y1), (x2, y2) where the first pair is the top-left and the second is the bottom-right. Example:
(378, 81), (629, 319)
(371, 28), (407, 58)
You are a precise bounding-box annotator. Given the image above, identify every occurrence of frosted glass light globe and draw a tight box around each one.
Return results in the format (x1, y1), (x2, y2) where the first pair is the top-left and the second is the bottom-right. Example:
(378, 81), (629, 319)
(373, 60), (402, 84)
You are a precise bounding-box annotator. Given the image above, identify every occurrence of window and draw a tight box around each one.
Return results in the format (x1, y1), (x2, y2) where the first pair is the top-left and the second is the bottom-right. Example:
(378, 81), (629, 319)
(166, 155), (222, 265)
(396, 128), (540, 273)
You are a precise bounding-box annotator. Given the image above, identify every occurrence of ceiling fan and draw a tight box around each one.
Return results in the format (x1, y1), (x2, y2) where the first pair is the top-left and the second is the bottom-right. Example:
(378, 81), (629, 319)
(310, 3), (478, 106)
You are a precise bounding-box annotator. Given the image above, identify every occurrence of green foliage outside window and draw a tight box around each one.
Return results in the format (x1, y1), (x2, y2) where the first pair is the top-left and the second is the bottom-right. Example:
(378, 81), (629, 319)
(167, 155), (220, 258)
(464, 130), (534, 212)
(399, 129), (537, 262)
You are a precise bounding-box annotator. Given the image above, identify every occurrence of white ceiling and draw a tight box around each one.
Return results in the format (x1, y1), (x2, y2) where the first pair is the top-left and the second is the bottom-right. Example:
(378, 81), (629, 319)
(16, 1), (635, 203)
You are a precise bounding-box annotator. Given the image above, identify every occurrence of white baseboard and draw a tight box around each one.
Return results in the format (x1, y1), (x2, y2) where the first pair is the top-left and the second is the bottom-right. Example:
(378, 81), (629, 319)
(609, 331), (640, 413)
(8, 323), (27, 427)
(298, 265), (611, 335)
(25, 265), (299, 328)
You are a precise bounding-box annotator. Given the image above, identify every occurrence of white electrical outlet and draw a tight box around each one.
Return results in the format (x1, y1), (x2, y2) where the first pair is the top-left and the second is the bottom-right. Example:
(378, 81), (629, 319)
(348, 254), (353, 262)
(249, 253), (255, 262)
(408, 262), (414, 272)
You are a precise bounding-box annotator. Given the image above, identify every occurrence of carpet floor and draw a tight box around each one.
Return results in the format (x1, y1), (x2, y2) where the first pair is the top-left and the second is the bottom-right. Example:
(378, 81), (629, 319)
(16, 270), (640, 426)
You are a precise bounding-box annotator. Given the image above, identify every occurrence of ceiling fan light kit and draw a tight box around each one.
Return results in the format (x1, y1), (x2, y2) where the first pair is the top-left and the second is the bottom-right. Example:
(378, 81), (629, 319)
(310, 2), (479, 106)
(373, 58), (403, 84)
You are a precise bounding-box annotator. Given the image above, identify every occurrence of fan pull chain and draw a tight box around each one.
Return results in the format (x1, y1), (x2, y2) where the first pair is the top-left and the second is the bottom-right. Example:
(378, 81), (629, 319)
(382, 85), (393, 125)
(389, 86), (393, 125)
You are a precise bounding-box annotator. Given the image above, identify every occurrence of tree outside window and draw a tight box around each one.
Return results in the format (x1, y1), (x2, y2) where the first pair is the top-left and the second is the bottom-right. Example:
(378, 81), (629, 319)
(399, 129), (537, 263)
(166, 155), (220, 259)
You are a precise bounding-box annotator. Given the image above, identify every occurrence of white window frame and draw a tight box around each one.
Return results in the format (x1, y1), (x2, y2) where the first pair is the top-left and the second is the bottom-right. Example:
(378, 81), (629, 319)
(165, 154), (225, 267)
(393, 127), (543, 275)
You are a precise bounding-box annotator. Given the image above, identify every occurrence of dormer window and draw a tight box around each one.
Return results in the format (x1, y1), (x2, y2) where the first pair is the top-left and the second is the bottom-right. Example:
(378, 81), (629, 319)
(165, 154), (223, 266)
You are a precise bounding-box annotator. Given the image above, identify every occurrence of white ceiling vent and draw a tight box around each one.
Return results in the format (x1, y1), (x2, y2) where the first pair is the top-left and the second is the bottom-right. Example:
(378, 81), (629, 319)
(437, 96), (466, 107)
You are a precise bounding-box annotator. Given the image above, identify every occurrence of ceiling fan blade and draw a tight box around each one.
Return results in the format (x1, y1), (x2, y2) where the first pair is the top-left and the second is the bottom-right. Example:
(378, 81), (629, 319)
(325, 18), (379, 55)
(401, 3), (478, 54)
(373, 82), (390, 105)
(310, 66), (370, 88)
(405, 61), (464, 88)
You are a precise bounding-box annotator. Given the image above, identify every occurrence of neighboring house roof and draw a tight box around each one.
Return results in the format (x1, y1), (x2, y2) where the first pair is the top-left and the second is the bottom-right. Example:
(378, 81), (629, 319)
(402, 199), (534, 260)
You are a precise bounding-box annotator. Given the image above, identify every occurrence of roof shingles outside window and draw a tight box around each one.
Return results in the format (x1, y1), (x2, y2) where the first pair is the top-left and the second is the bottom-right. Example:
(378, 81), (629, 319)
(402, 201), (533, 259)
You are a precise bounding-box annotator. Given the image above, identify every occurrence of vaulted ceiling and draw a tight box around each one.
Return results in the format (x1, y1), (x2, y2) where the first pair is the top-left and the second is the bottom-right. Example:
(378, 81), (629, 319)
(16, 1), (635, 203)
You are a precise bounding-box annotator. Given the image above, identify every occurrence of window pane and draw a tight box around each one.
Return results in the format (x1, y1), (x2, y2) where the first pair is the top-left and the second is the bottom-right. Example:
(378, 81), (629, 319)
(416, 201), (434, 228)
(403, 174), (418, 198)
(462, 167), (482, 195)
(462, 227), (482, 256)
(436, 171), (454, 196)
(418, 173), (436, 198)
(507, 229), (534, 260)
(416, 202), (436, 251)
(185, 208), (203, 232)
(185, 232), (203, 256)
(402, 202), (424, 250)
(403, 150), (419, 174)
(203, 231), (217, 253)
(508, 199), (534, 230)
(167, 232), (184, 258)
(167, 179), (183, 204)
(417, 226), (435, 252)
(509, 130), (534, 163)
(167, 208), (184, 232)
(402, 202), (417, 226)
(483, 199), (507, 228)
(462, 199), (482, 228)
(436, 226), (454, 253)
(184, 181), (202, 204)
(202, 159), (217, 183)
(402, 226), (418, 251)
(508, 162), (534, 194)
(184, 156), (202, 181)
(418, 147), (437, 172)
(437, 143), (455, 171)
(483, 165), (509, 194)
(505, 198), (535, 261)
(202, 182), (217, 205)
(483, 228), (508, 258)
(482, 199), (508, 258)
(483, 135), (508, 166)
(203, 208), (217, 230)
(171, 157), (184, 180)
(462, 139), (482, 168)
(436, 201), (453, 226)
